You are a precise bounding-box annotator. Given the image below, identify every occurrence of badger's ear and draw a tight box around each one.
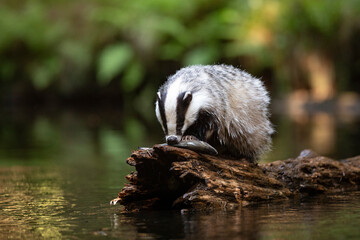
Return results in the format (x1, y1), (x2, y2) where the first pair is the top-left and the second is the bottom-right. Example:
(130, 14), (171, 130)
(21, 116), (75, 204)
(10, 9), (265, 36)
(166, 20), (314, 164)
(156, 91), (161, 102)
(183, 91), (192, 105)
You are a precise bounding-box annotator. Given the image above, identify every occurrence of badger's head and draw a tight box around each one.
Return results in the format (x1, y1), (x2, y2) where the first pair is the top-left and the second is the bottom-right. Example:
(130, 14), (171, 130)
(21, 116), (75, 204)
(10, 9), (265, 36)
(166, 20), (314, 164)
(155, 84), (212, 145)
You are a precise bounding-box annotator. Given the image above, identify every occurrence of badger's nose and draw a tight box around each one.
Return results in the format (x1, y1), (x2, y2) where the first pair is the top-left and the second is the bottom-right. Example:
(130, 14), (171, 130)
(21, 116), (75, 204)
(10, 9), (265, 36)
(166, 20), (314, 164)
(166, 135), (180, 145)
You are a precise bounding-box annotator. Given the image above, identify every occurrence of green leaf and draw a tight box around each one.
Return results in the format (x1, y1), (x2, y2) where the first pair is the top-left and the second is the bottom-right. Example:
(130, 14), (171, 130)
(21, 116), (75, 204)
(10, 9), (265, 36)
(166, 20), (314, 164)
(183, 46), (220, 66)
(31, 58), (60, 90)
(121, 61), (144, 92)
(97, 43), (133, 86)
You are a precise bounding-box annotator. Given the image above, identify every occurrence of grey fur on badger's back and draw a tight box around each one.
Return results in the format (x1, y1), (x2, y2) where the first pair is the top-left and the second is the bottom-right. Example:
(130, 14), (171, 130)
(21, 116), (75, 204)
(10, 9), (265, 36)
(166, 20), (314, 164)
(155, 64), (274, 162)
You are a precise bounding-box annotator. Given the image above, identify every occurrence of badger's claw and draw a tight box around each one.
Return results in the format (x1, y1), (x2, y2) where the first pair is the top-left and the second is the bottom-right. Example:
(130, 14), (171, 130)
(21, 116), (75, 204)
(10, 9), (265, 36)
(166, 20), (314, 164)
(181, 135), (199, 141)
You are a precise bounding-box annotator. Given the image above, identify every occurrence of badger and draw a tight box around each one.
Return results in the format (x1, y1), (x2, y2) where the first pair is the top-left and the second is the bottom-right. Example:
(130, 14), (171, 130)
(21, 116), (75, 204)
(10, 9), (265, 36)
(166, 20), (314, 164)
(155, 64), (274, 162)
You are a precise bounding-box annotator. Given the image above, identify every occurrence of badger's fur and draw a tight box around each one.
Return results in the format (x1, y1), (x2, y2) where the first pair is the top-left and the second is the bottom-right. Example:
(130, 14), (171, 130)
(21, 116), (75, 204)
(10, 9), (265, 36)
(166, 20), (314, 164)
(155, 64), (274, 161)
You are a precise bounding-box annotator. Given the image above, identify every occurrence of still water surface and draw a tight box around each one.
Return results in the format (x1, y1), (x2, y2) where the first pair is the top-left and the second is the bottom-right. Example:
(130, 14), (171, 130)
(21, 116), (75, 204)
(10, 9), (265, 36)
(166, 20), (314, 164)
(0, 109), (360, 239)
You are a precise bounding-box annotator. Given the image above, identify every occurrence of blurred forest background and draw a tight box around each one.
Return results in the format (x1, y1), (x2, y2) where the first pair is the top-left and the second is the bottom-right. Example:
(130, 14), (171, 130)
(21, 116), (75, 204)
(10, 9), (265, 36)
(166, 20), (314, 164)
(1, 0), (360, 160)
(2, 2), (360, 238)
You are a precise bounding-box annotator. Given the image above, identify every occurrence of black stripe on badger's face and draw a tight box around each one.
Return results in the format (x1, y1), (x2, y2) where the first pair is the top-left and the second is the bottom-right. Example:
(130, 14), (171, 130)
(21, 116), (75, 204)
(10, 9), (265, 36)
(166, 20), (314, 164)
(157, 90), (168, 135)
(176, 91), (192, 135)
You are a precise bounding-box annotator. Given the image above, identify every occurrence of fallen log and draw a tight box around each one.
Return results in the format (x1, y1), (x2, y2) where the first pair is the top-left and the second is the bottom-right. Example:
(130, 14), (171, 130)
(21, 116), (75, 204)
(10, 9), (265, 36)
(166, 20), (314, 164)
(110, 145), (360, 211)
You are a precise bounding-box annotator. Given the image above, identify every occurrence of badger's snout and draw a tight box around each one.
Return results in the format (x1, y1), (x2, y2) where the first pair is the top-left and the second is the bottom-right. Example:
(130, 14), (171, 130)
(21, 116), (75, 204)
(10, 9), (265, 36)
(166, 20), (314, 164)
(166, 135), (181, 145)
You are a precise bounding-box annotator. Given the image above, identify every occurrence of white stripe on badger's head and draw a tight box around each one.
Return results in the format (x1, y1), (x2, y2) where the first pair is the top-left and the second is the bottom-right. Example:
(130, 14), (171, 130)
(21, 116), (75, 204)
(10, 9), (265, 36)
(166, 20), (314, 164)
(155, 93), (164, 132)
(163, 78), (182, 144)
(165, 81), (181, 130)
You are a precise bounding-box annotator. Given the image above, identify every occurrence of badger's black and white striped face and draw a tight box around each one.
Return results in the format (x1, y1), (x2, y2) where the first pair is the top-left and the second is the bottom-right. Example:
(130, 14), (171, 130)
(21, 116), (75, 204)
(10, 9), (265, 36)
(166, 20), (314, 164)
(155, 90), (194, 145)
(155, 80), (211, 145)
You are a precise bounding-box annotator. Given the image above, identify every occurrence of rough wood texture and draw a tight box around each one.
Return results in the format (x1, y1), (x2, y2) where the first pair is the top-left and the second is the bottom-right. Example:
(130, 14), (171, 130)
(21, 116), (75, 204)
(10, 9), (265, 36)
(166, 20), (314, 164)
(110, 145), (360, 211)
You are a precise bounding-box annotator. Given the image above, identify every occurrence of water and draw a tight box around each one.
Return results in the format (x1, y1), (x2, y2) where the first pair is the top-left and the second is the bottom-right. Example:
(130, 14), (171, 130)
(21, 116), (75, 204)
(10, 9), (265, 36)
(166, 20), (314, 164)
(0, 108), (360, 239)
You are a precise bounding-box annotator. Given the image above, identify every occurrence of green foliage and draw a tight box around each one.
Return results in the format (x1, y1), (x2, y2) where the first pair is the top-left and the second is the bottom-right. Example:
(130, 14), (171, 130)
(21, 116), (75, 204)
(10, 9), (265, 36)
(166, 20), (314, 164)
(184, 45), (220, 65)
(97, 43), (133, 86)
(121, 60), (144, 92)
(31, 57), (61, 90)
(0, 0), (360, 100)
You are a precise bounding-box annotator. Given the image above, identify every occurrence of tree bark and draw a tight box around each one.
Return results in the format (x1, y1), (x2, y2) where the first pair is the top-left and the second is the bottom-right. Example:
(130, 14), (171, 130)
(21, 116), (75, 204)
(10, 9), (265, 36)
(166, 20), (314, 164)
(110, 145), (360, 211)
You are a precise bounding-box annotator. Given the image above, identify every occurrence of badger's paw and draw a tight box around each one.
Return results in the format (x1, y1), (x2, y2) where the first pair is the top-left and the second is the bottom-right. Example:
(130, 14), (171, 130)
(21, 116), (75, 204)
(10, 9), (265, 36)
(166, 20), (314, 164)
(174, 136), (218, 155)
